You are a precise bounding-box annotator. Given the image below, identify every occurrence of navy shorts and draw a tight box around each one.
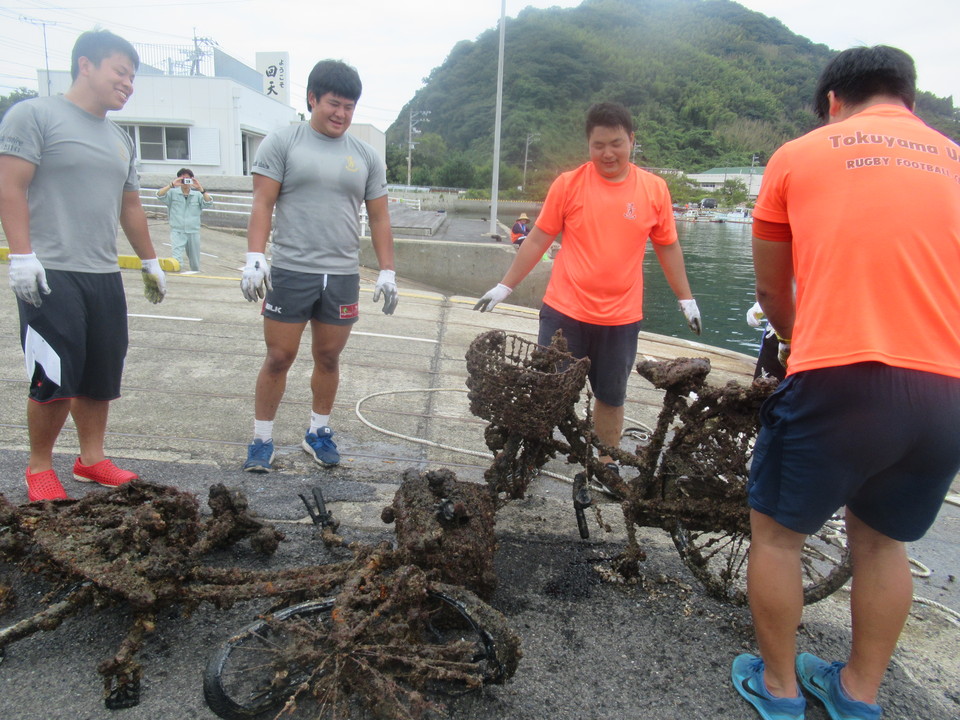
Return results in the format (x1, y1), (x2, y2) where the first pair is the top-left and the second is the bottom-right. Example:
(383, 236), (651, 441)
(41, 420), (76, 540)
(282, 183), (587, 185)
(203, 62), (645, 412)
(748, 362), (960, 541)
(538, 303), (641, 407)
(18, 270), (128, 403)
(262, 268), (360, 325)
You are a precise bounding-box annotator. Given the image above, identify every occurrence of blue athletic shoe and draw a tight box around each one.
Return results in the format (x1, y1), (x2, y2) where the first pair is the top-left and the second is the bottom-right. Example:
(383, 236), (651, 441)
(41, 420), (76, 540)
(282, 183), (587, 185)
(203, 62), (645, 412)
(796, 653), (881, 720)
(732, 653), (806, 720)
(302, 426), (339, 467)
(243, 439), (274, 473)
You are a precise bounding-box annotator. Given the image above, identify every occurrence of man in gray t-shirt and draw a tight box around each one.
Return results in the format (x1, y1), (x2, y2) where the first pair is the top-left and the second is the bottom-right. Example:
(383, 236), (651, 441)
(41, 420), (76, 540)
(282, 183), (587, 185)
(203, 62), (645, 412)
(0, 30), (167, 502)
(240, 59), (397, 473)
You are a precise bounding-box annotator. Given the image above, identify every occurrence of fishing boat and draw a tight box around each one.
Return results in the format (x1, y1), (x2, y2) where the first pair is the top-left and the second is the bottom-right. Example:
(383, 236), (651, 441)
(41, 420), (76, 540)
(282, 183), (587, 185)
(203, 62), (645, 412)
(712, 207), (753, 224)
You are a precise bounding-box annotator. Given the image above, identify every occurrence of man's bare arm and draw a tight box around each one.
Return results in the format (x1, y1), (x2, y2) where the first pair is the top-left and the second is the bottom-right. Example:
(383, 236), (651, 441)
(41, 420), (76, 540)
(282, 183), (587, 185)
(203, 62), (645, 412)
(247, 174), (282, 253)
(752, 236), (795, 338)
(0, 155), (36, 254)
(119, 190), (158, 260)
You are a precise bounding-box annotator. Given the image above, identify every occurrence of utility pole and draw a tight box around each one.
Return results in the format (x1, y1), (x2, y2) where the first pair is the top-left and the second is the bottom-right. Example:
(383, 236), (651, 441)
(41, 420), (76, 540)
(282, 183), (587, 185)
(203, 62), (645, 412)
(749, 153), (759, 199)
(489, 0), (506, 238)
(631, 139), (642, 164)
(189, 29), (217, 76)
(20, 15), (58, 97)
(522, 132), (540, 193)
(406, 109), (430, 187)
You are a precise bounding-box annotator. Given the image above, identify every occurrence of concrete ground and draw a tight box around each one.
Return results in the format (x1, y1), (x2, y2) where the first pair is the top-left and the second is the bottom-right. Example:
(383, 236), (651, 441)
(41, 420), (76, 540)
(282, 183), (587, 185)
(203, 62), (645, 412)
(0, 219), (958, 720)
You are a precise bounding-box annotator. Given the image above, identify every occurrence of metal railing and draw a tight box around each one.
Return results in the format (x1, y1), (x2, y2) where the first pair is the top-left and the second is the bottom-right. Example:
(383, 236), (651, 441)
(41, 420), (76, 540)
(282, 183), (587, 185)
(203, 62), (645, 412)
(388, 196), (422, 210)
(140, 189), (253, 219)
(141, 188), (376, 234)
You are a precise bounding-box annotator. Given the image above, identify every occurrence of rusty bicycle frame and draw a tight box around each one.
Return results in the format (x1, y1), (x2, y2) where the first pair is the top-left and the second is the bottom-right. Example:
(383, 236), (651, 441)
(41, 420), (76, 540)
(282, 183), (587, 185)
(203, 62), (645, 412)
(465, 329), (851, 607)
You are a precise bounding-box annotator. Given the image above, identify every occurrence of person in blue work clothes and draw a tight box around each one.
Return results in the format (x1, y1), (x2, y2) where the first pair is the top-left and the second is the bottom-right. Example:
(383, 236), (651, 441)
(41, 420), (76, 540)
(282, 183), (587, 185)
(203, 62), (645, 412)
(156, 168), (212, 272)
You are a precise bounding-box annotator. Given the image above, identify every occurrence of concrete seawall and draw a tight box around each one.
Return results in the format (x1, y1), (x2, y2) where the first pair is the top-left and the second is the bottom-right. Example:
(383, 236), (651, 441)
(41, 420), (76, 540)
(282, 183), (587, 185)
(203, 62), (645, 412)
(360, 236), (552, 309)
(139, 172), (549, 306)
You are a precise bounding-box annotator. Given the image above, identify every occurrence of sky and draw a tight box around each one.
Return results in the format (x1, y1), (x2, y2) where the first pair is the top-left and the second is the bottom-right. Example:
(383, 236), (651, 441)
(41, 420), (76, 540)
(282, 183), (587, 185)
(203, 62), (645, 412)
(0, 0), (956, 132)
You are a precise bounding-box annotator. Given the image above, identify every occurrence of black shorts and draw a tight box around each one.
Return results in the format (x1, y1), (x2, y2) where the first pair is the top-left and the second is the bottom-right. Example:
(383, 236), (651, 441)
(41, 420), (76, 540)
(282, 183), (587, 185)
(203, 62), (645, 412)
(748, 362), (960, 541)
(18, 270), (128, 403)
(262, 268), (360, 325)
(538, 303), (641, 407)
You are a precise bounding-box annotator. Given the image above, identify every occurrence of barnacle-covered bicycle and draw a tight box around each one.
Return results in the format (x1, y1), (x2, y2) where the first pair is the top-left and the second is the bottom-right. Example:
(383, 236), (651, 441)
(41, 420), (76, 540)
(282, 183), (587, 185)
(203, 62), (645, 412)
(466, 329), (850, 606)
(0, 474), (521, 719)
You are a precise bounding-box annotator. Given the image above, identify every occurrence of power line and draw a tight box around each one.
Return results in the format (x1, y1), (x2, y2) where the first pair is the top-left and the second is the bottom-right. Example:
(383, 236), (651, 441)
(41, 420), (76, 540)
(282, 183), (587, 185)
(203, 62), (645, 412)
(7, 0), (246, 7)
(14, 0), (198, 43)
(20, 14), (59, 95)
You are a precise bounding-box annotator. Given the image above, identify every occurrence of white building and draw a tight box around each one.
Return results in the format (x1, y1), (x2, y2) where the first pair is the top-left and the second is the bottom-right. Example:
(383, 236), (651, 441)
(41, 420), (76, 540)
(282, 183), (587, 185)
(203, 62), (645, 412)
(686, 166), (765, 199)
(37, 47), (385, 176)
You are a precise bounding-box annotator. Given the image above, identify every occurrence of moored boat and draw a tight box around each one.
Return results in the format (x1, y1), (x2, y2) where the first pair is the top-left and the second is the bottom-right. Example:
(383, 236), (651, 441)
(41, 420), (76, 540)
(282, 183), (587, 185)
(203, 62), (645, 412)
(713, 207), (753, 224)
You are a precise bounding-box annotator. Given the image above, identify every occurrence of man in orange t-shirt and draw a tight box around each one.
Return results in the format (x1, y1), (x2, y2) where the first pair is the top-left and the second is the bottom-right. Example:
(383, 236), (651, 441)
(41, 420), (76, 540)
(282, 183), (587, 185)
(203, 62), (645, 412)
(475, 102), (701, 472)
(731, 46), (960, 720)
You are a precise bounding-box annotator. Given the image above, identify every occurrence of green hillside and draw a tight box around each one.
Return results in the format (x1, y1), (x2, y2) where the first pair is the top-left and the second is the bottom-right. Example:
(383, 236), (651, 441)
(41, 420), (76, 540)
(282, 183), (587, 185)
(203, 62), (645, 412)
(384, 0), (959, 199)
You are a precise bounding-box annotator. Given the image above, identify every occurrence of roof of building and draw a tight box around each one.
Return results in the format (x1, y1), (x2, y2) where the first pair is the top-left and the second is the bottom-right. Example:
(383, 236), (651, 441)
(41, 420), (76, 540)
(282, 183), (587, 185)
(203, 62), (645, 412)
(698, 166), (765, 175)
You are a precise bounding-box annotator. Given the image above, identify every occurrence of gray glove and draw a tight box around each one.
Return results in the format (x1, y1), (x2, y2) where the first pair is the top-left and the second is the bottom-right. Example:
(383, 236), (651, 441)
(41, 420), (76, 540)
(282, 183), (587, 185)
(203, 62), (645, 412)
(679, 298), (702, 335)
(473, 283), (512, 312)
(373, 269), (398, 315)
(241, 252), (272, 302)
(141, 258), (167, 304)
(8, 252), (51, 307)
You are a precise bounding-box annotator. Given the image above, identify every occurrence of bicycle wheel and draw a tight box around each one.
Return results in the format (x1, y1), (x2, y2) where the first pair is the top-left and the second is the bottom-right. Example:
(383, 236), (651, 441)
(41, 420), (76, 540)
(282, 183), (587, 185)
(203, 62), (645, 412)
(203, 586), (518, 720)
(203, 598), (334, 720)
(670, 512), (851, 606)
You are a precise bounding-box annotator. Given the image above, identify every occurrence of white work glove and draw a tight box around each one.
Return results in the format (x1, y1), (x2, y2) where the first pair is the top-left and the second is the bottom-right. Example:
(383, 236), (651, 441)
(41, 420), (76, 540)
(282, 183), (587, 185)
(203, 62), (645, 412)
(746, 301), (765, 328)
(140, 258), (167, 304)
(8, 252), (51, 307)
(372, 269), (398, 315)
(473, 283), (512, 312)
(678, 298), (702, 335)
(240, 252), (272, 302)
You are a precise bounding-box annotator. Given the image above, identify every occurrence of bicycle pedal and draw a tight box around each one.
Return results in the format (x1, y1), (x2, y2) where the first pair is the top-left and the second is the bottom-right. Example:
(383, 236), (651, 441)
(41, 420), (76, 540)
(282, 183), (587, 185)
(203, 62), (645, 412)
(572, 472), (591, 539)
(572, 472), (592, 509)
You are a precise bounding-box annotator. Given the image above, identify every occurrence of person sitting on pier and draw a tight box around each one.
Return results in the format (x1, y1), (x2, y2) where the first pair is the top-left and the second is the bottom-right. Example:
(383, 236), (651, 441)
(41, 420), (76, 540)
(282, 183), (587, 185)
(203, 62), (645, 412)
(510, 212), (531, 246)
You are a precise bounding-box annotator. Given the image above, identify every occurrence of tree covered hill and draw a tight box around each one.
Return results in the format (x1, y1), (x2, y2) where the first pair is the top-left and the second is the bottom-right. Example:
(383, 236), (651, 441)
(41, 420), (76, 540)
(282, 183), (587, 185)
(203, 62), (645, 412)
(385, 0), (958, 197)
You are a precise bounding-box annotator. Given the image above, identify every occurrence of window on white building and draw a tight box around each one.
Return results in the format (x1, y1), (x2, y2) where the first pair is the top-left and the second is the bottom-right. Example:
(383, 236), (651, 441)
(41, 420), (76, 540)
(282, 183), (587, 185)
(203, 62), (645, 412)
(119, 125), (190, 161)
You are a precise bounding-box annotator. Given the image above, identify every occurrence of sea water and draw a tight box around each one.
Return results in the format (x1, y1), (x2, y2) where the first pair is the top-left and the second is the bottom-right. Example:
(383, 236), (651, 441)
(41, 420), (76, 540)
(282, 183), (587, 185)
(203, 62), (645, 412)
(641, 219), (764, 357)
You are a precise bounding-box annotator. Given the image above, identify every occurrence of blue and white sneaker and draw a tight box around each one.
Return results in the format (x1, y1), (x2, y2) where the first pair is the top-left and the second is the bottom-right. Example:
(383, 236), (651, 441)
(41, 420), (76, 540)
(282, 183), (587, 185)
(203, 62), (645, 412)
(243, 439), (274, 473)
(732, 653), (806, 720)
(302, 426), (339, 467)
(796, 653), (881, 720)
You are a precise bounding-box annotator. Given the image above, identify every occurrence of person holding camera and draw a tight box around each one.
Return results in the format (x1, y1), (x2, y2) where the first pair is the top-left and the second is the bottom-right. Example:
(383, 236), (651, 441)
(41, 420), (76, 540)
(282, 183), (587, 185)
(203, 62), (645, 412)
(156, 168), (212, 273)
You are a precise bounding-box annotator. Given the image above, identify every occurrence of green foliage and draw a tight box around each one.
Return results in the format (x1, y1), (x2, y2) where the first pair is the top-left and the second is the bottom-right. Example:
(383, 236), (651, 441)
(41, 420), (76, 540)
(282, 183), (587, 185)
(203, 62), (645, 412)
(385, 143), (408, 184)
(436, 156), (475, 188)
(0, 88), (38, 121)
(409, 133), (448, 173)
(463, 187), (490, 200)
(385, 0), (958, 198)
(719, 178), (749, 206)
(653, 170), (698, 205)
